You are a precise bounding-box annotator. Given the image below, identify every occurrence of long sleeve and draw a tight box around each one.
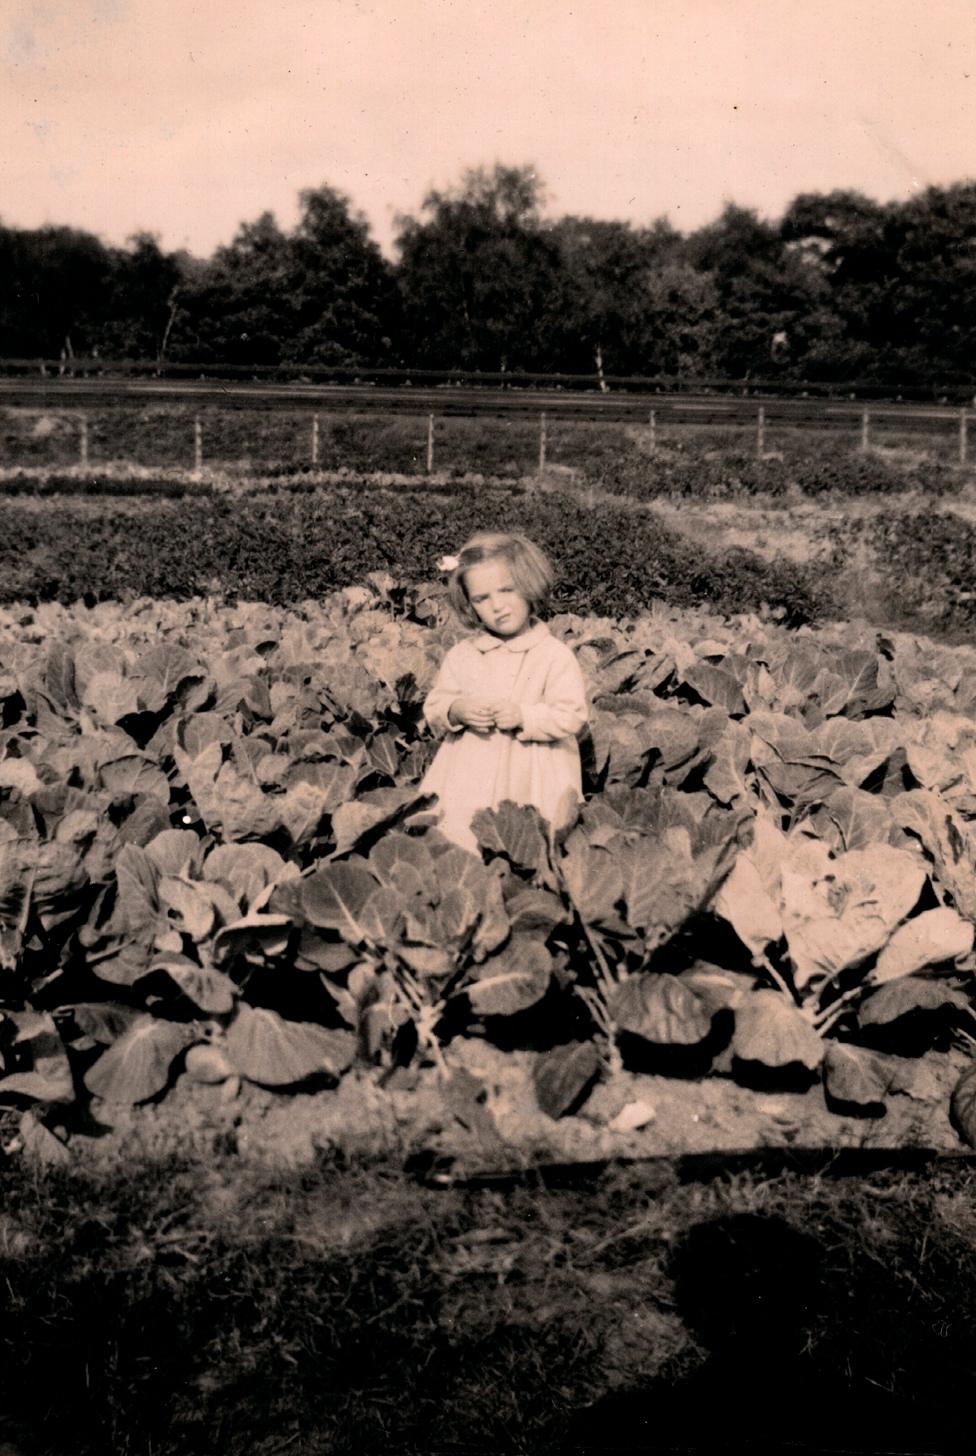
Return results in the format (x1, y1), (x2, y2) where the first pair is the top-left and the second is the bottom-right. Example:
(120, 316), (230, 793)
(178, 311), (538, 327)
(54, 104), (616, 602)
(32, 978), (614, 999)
(422, 645), (466, 736)
(517, 647), (589, 743)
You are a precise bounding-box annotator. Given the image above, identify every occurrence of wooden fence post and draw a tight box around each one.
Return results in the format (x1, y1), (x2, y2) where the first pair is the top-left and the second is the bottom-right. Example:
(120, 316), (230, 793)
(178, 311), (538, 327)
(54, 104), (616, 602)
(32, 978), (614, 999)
(756, 405), (765, 459)
(311, 414), (320, 466)
(194, 417), (203, 472)
(79, 415), (89, 467)
(861, 408), (870, 454)
(649, 409), (657, 451)
(538, 412), (547, 471)
(426, 413), (434, 474)
(961, 409), (969, 466)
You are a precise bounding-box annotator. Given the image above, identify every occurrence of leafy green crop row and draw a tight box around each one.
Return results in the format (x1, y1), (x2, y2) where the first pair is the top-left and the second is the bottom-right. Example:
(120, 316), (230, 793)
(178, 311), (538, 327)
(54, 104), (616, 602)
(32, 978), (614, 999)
(595, 439), (964, 501)
(0, 471), (214, 498)
(823, 507), (976, 638)
(0, 489), (822, 623)
(2, 584), (976, 1152)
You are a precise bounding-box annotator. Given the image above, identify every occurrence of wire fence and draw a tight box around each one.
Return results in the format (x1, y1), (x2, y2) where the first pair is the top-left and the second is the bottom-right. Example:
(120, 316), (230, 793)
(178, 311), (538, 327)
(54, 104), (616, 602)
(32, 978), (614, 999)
(1, 397), (972, 477)
(2, 366), (975, 478)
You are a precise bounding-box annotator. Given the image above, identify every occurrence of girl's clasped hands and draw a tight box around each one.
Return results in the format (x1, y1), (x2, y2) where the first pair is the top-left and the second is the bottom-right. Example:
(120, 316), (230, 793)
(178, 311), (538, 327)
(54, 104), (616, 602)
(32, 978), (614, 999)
(448, 696), (523, 732)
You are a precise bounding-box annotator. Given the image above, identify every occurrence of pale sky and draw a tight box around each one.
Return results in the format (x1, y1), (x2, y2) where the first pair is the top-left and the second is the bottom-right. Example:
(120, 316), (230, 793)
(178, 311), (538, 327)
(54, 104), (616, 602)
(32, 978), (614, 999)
(2, 0), (975, 259)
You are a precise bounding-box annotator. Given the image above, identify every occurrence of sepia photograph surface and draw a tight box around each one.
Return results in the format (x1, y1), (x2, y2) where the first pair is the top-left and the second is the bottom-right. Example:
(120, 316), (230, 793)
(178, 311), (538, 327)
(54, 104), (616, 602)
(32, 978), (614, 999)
(1, 3), (976, 1453)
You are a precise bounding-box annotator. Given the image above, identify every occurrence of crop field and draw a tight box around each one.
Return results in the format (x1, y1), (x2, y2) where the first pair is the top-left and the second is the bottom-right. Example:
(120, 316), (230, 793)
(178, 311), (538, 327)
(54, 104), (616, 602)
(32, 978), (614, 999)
(3, 448), (976, 1453)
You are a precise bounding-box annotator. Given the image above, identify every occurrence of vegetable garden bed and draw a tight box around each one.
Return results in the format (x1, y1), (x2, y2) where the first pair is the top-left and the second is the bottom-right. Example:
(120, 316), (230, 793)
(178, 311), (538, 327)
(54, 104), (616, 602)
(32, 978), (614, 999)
(3, 583), (976, 1169)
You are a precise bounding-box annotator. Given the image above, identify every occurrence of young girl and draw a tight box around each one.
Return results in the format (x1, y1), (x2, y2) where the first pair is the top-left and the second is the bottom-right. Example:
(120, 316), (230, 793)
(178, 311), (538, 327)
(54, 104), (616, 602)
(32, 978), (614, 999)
(421, 532), (588, 853)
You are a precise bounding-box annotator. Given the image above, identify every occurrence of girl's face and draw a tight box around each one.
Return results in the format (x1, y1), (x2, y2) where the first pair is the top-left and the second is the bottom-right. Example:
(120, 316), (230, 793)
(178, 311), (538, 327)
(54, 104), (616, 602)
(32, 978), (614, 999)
(463, 559), (531, 638)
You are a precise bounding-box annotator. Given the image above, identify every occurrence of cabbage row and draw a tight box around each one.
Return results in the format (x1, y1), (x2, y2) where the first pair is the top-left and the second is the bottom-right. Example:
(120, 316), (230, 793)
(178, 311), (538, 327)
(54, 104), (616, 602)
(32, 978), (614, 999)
(2, 579), (976, 1150)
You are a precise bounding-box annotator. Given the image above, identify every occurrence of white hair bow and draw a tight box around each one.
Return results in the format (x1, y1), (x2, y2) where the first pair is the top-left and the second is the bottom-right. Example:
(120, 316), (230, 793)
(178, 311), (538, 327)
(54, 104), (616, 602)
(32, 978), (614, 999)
(436, 554), (460, 572)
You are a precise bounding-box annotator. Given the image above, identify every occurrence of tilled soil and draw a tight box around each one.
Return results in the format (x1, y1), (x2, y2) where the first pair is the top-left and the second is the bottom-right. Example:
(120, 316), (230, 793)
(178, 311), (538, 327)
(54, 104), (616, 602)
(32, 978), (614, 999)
(59, 1039), (976, 1175)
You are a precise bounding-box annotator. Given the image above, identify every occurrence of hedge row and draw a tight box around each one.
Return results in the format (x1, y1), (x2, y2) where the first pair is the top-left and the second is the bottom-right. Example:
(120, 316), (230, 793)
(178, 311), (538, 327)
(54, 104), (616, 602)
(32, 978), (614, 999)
(0, 488), (822, 623)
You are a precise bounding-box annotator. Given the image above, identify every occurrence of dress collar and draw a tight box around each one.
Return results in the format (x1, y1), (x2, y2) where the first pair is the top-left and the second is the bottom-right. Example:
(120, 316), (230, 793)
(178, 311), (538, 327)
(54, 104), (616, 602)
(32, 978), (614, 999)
(471, 620), (550, 654)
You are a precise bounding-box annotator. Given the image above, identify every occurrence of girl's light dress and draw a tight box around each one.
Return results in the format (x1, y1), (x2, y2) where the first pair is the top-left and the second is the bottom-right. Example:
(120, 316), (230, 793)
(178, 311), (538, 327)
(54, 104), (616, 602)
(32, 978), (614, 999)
(421, 620), (588, 852)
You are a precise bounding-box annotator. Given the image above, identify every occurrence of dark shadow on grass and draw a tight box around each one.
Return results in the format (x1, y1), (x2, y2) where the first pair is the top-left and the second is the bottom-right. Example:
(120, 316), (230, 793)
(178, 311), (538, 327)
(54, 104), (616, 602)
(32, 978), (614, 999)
(4, 1149), (976, 1456)
(557, 1207), (973, 1455)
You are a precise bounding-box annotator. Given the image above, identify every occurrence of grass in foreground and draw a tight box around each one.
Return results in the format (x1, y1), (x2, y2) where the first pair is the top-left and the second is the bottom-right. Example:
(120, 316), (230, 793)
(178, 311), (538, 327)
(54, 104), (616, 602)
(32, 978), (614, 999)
(1, 1149), (975, 1455)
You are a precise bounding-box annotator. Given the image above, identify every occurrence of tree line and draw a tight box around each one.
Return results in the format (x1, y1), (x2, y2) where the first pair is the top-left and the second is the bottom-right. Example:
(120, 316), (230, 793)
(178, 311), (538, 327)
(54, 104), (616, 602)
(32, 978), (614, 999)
(2, 164), (975, 386)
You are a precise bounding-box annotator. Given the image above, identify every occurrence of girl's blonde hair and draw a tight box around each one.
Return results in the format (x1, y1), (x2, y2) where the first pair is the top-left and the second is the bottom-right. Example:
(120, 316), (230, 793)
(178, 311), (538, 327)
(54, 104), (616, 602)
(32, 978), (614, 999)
(446, 532), (554, 630)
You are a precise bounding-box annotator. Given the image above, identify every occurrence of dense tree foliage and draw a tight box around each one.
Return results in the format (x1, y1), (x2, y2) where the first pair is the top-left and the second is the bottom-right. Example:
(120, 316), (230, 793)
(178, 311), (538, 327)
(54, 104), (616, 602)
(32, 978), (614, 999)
(394, 165), (568, 372)
(1, 225), (116, 360)
(2, 170), (976, 385)
(0, 225), (185, 365)
(171, 188), (398, 367)
(545, 216), (677, 379)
